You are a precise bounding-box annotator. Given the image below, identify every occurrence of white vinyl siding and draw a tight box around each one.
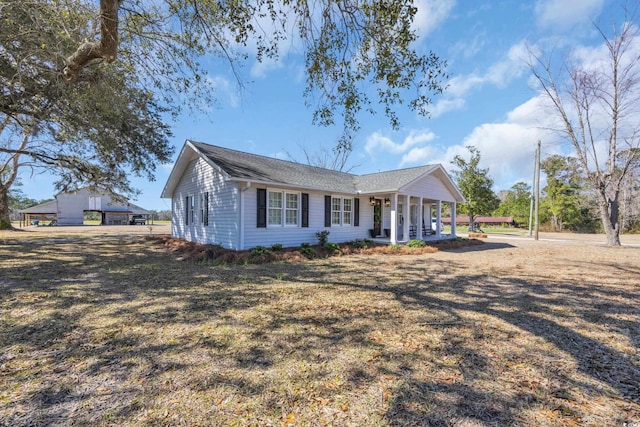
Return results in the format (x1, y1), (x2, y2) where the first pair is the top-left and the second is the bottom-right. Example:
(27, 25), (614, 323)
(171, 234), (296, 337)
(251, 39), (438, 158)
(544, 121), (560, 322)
(243, 190), (369, 249)
(170, 158), (239, 249)
(402, 173), (458, 202)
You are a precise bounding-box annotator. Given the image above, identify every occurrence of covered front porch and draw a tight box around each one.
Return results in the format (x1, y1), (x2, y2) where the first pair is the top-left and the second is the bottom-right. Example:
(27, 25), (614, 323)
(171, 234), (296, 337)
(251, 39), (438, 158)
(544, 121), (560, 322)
(366, 193), (459, 244)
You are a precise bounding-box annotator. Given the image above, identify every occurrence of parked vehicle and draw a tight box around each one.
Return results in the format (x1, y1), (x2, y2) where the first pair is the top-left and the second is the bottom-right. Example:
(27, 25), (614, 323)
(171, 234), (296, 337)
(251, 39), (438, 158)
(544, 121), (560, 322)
(130, 215), (146, 225)
(431, 218), (444, 232)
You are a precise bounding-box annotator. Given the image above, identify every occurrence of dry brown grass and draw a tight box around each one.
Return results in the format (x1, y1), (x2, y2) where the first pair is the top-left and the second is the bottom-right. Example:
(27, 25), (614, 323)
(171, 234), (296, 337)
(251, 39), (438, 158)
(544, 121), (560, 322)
(0, 229), (638, 426)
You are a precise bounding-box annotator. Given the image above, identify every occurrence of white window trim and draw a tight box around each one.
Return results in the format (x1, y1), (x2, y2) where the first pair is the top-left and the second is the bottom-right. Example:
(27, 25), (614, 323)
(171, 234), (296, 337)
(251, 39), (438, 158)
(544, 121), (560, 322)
(331, 196), (354, 227)
(267, 189), (301, 227)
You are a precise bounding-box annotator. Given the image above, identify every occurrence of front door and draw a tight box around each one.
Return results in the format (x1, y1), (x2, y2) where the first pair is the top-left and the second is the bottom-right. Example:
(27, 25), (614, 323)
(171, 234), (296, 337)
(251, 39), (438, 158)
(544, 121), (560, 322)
(373, 199), (382, 236)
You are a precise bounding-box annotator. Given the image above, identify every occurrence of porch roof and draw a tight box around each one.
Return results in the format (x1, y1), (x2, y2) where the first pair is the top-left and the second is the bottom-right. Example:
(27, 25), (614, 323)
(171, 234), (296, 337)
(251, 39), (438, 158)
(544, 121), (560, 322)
(18, 200), (57, 214)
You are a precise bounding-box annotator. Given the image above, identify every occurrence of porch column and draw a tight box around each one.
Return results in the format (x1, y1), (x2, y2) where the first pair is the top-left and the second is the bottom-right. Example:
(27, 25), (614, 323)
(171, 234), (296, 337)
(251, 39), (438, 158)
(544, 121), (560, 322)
(390, 193), (398, 244)
(419, 198), (424, 238)
(451, 202), (457, 237)
(403, 194), (410, 241)
(436, 200), (442, 238)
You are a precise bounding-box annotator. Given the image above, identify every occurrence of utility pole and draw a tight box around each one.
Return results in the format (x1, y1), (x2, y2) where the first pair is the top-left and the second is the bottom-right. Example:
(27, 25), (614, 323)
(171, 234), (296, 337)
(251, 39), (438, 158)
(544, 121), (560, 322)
(528, 147), (536, 237)
(534, 140), (541, 241)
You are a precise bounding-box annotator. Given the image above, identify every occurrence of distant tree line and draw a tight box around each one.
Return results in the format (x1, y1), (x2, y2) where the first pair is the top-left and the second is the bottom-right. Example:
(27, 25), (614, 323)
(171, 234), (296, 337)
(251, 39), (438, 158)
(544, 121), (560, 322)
(453, 147), (640, 234)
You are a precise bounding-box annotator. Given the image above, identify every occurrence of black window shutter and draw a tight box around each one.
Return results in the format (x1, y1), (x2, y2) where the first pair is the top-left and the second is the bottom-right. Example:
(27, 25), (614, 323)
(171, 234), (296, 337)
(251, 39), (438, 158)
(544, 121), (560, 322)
(185, 196), (189, 226)
(257, 188), (267, 228)
(354, 198), (360, 226)
(324, 195), (331, 227)
(301, 193), (309, 228)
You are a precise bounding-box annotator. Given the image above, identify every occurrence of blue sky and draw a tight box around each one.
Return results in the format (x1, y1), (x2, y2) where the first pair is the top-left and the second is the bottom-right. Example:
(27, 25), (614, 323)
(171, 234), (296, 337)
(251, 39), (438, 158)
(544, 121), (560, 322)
(20, 0), (618, 211)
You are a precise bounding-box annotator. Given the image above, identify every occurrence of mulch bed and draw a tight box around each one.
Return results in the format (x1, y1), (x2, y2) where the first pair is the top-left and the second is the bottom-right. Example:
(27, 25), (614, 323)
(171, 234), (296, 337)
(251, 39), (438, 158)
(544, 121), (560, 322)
(147, 235), (485, 263)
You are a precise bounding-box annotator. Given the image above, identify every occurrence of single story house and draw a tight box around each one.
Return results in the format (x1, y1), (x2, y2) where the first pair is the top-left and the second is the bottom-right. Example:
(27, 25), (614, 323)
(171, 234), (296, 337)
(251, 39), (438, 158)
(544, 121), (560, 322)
(161, 140), (466, 250)
(19, 188), (152, 226)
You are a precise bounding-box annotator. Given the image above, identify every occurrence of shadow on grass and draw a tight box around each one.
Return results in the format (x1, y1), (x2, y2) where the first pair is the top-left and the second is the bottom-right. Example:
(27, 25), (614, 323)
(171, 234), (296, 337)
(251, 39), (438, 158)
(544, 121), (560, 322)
(0, 234), (638, 426)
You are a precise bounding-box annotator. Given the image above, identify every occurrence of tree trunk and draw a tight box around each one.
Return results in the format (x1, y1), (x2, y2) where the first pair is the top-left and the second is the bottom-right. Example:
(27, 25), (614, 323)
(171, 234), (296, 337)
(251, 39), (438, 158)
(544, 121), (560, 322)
(0, 184), (12, 230)
(468, 211), (475, 232)
(596, 189), (621, 246)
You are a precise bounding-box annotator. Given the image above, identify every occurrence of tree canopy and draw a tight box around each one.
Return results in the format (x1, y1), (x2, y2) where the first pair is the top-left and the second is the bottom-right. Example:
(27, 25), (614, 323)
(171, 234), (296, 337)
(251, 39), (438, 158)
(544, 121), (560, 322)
(493, 182), (531, 227)
(0, 0), (448, 229)
(62, 0), (448, 146)
(540, 155), (588, 232)
(450, 146), (500, 231)
(0, 0), (173, 228)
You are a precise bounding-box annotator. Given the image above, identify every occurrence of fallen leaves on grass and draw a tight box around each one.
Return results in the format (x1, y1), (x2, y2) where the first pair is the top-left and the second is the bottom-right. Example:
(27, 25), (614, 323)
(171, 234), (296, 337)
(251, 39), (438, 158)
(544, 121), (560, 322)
(1, 233), (638, 426)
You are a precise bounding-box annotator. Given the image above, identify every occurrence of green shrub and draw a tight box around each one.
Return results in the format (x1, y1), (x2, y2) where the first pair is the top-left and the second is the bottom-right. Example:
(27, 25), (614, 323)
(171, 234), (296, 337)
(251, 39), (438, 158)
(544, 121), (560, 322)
(323, 242), (341, 251)
(351, 239), (374, 248)
(406, 239), (426, 248)
(389, 244), (402, 251)
(315, 230), (330, 245)
(271, 243), (283, 251)
(250, 245), (271, 256)
(299, 243), (315, 258)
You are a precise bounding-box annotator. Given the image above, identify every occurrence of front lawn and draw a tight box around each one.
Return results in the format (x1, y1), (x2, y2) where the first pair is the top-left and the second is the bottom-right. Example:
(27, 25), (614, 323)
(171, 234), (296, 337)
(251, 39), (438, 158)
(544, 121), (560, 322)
(0, 232), (638, 426)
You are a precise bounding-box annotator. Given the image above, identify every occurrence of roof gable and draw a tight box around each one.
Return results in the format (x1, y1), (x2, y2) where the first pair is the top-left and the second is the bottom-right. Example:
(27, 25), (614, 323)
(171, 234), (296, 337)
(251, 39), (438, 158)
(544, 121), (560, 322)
(354, 165), (439, 193)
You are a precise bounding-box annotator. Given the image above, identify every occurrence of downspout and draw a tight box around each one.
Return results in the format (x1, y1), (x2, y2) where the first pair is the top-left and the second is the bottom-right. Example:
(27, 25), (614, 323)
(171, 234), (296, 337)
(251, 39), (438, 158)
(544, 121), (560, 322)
(239, 182), (251, 250)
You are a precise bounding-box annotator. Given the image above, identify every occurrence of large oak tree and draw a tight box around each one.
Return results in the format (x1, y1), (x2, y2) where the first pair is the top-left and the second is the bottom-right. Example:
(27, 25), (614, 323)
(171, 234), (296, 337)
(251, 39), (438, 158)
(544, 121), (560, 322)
(1, 0), (448, 229)
(1, 0), (173, 228)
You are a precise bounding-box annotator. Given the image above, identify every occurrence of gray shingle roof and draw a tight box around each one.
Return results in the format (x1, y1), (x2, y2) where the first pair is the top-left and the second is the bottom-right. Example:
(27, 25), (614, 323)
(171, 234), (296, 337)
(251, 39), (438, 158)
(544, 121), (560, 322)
(190, 141), (439, 194)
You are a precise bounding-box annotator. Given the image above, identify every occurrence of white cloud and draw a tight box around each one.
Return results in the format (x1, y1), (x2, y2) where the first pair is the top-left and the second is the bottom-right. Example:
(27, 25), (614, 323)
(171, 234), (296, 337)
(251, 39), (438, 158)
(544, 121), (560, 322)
(207, 75), (241, 108)
(365, 129), (436, 157)
(250, 57), (284, 79)
(394, 95), (563, 190)
(436, 41), (529, 116)
(535, 0), (604, 30)
(430, 98), (466, 118)
(450, 34), (486, 60)
(412, 0), (457, 37)
(435, 96), (563, 189)
(400, 145), (438, 166)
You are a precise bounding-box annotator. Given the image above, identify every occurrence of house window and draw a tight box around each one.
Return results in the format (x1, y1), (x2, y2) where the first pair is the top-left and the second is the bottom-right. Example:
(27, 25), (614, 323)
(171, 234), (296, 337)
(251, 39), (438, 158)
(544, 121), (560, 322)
(331, 197), (342, 225)
(185, 195), (195, 225)
(200, 192), (209, 226)
(268, 190), (300, 226)
(285, 193), (299, 226)
(268, 191), (283, 225)
(343, 198), (352, 225)
(331, 197), (353, 226)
